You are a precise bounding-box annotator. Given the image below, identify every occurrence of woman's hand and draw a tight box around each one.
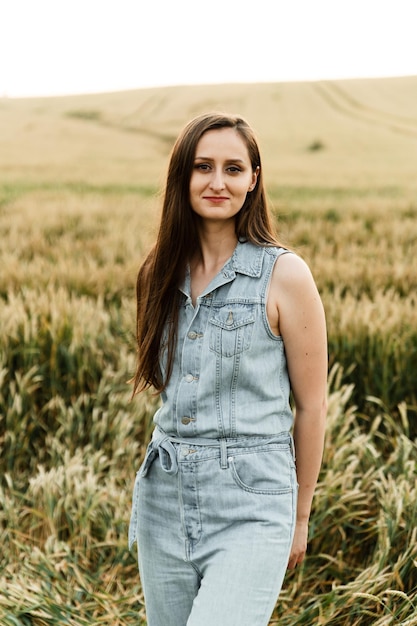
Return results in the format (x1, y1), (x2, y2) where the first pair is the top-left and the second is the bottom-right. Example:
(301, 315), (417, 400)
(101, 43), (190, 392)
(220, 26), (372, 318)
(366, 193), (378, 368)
(287, 519), (309, 569)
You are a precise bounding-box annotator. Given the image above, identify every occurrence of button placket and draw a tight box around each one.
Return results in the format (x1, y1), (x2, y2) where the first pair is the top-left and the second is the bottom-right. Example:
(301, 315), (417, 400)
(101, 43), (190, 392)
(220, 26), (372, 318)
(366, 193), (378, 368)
(176, 322), (201, 433)
(176, 296), (213, 435)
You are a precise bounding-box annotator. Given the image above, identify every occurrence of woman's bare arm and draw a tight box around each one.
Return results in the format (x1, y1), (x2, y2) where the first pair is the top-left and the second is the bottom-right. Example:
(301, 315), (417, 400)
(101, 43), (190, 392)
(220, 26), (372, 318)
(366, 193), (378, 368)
(269, 253), (328, 568)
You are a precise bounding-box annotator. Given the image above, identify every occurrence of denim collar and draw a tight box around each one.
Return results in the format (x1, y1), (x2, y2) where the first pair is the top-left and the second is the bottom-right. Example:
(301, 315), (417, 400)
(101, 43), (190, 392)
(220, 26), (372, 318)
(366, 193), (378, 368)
(225, 241), (264, 278)
(180, 241), (265, 298)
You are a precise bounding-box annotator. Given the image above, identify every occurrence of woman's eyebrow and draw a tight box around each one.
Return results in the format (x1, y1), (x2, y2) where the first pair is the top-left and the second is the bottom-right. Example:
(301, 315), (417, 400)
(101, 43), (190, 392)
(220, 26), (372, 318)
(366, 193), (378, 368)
(194, 156), (246, 163)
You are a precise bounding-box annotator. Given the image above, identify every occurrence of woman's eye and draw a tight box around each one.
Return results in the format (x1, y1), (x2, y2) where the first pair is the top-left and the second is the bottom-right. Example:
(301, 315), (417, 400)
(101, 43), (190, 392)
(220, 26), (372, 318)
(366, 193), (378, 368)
(227, 166), (242, 173)
(195, 163), (211, 171)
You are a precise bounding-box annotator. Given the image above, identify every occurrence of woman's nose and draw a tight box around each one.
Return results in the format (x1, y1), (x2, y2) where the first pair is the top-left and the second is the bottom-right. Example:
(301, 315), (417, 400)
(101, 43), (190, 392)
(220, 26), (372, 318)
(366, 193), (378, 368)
(209, 168), (225, 190)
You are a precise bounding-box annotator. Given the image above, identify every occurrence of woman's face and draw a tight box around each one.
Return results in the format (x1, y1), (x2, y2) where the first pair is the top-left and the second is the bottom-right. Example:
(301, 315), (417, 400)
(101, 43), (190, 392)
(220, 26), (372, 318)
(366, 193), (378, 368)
(189, 128), (258, 225)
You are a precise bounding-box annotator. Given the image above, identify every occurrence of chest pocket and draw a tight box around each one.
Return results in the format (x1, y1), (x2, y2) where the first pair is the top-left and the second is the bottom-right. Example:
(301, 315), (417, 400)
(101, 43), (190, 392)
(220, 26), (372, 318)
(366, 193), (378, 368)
(209, 304), (255, 357)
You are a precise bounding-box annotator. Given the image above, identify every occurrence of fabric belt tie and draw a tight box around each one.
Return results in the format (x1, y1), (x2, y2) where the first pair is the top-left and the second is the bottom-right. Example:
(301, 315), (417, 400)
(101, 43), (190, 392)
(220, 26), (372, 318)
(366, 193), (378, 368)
(140, 426), (294, 477)
(141, 434), (178, 476)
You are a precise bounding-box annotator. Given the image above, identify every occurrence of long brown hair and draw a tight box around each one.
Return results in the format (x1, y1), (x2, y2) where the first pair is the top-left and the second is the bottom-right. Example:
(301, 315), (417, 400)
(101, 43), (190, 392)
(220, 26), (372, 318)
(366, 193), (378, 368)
(132, 112), (282, 395)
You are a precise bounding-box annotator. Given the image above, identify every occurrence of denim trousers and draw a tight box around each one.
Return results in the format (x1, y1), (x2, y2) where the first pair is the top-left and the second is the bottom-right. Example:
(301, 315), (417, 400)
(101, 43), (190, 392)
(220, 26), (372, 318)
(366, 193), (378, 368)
(130, 430), (298, 626)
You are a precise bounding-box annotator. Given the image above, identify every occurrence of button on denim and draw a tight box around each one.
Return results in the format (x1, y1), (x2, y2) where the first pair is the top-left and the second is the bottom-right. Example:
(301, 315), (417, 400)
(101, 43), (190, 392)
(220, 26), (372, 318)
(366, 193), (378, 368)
(129, 242), (298, 626)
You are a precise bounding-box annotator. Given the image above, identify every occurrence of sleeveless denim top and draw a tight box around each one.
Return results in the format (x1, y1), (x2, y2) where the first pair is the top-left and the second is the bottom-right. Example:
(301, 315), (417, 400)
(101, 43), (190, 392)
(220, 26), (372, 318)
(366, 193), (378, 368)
(153, 241), (294, 439)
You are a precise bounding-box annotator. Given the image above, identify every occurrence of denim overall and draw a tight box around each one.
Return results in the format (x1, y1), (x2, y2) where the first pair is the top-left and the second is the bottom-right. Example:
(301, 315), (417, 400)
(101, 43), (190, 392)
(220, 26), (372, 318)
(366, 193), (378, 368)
(129, 241), (298, 626)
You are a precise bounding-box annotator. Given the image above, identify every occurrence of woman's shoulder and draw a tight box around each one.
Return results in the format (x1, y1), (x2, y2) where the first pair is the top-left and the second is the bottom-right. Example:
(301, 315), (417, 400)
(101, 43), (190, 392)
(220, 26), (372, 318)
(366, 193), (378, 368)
(270, 249), (316, 292)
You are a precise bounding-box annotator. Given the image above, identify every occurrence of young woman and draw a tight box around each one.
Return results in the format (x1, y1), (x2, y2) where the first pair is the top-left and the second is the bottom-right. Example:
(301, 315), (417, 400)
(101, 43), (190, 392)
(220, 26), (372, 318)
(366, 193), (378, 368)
(129, 112), (327, 626)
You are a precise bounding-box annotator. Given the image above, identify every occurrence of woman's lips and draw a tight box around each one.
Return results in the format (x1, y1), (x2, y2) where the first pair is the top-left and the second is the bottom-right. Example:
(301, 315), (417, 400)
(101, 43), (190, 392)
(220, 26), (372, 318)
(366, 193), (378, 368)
(203, 196), (229, 203)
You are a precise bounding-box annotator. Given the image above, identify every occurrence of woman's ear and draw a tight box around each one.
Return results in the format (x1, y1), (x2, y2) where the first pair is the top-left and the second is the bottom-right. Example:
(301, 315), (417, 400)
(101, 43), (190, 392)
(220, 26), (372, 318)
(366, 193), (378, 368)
(249, 166), (260, 191)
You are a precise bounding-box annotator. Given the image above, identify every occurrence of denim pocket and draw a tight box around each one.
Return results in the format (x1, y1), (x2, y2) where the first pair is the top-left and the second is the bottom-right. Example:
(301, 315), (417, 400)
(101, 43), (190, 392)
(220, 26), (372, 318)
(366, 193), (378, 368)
(209, 304), (255, 357)
(228, 447), (295, 495)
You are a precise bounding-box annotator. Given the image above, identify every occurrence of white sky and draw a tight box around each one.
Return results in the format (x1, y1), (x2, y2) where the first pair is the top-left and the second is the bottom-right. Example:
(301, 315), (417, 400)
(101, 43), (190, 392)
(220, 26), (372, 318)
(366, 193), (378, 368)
(1, 0), (416, 98)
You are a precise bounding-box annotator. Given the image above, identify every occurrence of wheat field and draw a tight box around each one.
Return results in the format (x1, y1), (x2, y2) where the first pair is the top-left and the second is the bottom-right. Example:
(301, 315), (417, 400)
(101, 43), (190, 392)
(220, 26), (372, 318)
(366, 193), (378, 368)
(1, 76), (417, 625)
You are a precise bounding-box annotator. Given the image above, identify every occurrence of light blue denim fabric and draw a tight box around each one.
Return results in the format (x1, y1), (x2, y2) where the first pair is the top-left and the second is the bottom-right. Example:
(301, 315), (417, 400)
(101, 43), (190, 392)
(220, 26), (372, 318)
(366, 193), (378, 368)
(129, 242), (298, 626)
(155, 241), (294, 439)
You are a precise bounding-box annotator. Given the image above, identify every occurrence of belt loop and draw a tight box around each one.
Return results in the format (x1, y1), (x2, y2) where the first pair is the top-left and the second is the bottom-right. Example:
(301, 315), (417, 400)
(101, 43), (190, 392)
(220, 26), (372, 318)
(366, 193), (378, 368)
(220, 439), (228, 469)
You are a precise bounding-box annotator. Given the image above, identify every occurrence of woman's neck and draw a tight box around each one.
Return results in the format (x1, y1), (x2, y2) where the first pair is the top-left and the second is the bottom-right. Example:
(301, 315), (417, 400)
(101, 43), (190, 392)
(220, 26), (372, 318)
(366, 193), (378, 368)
(189, 222), (238, 305)
(192, 221), (238, 274)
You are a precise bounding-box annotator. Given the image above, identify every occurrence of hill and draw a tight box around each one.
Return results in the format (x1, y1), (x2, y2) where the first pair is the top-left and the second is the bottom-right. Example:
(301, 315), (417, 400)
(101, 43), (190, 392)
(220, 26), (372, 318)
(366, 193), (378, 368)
(1, 75), (416, 191)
